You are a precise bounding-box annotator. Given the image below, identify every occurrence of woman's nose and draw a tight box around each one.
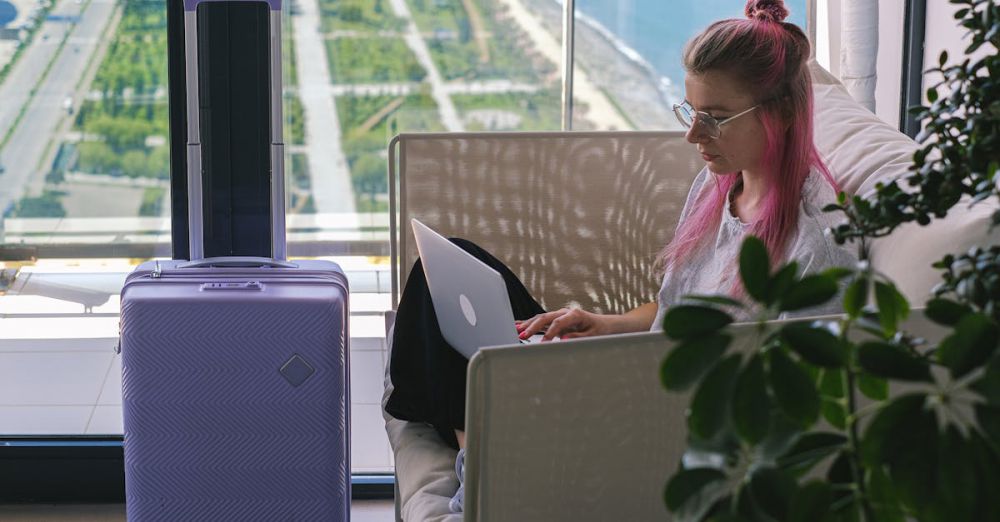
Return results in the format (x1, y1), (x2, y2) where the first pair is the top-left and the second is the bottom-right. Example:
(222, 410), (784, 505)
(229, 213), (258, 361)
(685, 125), (711, 144)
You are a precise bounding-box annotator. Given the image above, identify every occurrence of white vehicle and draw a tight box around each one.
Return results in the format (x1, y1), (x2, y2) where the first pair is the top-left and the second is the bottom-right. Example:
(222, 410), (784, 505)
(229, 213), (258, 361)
(63, 96), (73, 114)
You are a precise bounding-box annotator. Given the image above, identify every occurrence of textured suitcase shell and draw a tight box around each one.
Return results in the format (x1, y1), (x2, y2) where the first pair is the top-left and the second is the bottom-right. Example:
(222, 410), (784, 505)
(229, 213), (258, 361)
(120, 260), (350, 521)
(121, 1), (351, 518)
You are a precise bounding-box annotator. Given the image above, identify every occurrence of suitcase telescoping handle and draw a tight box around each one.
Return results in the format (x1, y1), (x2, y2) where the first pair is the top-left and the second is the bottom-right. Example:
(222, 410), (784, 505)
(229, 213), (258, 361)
(177, 256), (298, 269)
(184, 0), (286, 261)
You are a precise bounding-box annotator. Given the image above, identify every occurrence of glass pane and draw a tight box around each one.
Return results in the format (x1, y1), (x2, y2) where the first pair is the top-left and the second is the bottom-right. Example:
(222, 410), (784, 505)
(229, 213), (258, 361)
(288, 0), (565, 217)
(0, 0), (169, 436)
(284, 0), (565, 473)
(568, 0), (808, 130)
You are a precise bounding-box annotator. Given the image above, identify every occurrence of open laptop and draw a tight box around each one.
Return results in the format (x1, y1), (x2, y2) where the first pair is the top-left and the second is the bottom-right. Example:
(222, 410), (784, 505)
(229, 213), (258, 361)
(411, 219), (545, 358)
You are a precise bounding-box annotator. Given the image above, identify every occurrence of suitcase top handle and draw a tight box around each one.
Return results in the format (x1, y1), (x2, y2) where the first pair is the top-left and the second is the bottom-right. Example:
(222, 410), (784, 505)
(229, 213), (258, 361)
(185, 0), (281, 12)
(178, 257), (298, 269)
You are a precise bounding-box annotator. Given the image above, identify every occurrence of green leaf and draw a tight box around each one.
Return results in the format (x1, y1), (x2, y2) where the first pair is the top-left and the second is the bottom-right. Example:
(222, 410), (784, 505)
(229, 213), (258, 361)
(825, 451), (856, 508)
(748, 467), (795, 521)
(937, 313), (1000, 379)
(971, 354), (1000, 405)
(924, 297), (972, 326)
(732, 355), (771, 444)
(739, 236), (771, 303)
(819, 369), (847, 430)
(975, 403), (1000, 449)
(789, 481), (833, 522)
(935, 426), (977, 521)
(705, 514), (749, 522)
(664, 467), (727, 511)
(663, 305), (734, 340)
(755, 415), (801, 462)
(779, 275), (839, 312)
(860, 394), (929, 466)
(819, 368), (844, 398)
(685, 294), (746, 308)
(865, 396), (939, 510)
(780, 324), (846, 368)
(857, 341), (933, 382)
(867, 466), (906, 522)
(661, 333), (732, 391)
(689, 355), (742, 439)
(768, 349), (820, 426)
(767, 261), (799, 306)
(874, 281), (909, 336)
(821, 267), (854, 281)
(821, 400), (847, 430)
(858, 374), (889, 401)
(777, 432), (848, 476)
(843, 275), (868, 317)
(969, 433), (1000, 522)
(928, 87), (939, 103)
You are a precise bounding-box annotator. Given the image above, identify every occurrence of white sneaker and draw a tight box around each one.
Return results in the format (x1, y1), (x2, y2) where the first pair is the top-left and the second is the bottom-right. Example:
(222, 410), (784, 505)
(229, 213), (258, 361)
(448, 448), (466, 513)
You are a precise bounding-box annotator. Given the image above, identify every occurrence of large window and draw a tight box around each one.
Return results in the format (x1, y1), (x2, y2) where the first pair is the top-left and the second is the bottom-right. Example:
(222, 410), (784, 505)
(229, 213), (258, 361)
(568, 0), (807, 130)
(0, 0), (170, 442)
(1, 0), (812, 489)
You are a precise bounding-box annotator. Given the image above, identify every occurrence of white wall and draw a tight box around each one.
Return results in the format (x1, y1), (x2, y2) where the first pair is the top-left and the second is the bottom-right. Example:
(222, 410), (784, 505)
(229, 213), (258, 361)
(814, 0), (994, 130)
(815, 0), (904, 127)
(922, 0), (996, 104)
(815, 0), (840, 77)
(873, 0), (904, 127)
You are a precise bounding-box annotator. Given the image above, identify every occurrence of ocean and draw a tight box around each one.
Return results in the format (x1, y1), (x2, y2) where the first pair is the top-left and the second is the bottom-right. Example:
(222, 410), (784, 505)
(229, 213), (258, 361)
(574, 0), (808, 92)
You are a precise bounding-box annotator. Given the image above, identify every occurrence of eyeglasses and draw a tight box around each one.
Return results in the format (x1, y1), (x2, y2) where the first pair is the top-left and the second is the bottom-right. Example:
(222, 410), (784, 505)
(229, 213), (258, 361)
(672, 100), (759, 139)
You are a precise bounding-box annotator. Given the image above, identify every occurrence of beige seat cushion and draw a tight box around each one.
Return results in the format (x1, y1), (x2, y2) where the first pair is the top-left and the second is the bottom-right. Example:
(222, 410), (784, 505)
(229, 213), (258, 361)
(382, 319), (462, 521)
(383, 416), (461, 522)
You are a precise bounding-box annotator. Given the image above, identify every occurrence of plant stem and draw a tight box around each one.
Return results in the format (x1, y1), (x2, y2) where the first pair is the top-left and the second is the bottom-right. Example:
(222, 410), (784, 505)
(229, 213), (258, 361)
(841, 318), (877, 522)
(844, 369), (875, 521)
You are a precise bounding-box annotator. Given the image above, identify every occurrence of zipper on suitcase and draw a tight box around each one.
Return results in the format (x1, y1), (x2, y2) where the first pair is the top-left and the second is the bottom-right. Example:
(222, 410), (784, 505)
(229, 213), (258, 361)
(123, 273), (349, 293)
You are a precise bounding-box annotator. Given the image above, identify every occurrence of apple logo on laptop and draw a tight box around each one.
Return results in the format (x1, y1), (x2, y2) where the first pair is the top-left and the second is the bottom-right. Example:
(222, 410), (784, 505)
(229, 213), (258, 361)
(459, 294), (477, 326)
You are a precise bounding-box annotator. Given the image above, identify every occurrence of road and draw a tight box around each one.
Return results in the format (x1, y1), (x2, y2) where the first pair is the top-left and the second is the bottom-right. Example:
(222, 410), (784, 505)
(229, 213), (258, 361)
(292, 0), (356, 214)
(0, 0), (81, 141)
(0, 0), (119, 216)
(388, 0), (463, 132)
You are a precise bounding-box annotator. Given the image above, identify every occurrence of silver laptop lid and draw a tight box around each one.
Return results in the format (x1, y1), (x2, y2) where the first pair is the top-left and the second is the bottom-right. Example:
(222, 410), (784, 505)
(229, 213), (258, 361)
(410, 219), (520, 358)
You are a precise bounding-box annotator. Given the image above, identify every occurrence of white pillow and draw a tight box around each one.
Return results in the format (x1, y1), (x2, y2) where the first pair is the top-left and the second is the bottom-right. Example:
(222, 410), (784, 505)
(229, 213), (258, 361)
(810, 60), (919, 195)
(809, 60), (1000, 304)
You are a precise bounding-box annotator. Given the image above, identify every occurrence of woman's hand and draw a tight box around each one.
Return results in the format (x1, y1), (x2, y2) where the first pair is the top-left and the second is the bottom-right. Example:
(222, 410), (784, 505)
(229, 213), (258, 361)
(516, 302), (659, 342)
(516, 308), (621, 341)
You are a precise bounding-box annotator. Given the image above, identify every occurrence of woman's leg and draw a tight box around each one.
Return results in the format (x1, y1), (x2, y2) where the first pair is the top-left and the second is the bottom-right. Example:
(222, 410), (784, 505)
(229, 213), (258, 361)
(384, 238), (545, 450)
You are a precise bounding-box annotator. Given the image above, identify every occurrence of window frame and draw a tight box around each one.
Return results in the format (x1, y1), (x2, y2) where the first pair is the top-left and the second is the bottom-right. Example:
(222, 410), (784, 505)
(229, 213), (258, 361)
(0, 0), (392, 501)
(5, 0), (932, 504)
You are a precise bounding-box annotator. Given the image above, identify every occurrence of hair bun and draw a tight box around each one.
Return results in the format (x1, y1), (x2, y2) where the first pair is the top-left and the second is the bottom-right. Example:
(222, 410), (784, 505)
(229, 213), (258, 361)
(745, 0), (789, 23)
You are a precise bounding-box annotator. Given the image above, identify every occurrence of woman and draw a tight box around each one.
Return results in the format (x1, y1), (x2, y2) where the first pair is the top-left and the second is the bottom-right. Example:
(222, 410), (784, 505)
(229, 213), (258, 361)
(386, 0), (856, 512)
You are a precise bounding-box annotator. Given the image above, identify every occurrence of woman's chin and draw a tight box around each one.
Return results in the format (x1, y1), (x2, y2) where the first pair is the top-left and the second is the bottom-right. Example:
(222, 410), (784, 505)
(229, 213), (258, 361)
(705, 161), (731, 174)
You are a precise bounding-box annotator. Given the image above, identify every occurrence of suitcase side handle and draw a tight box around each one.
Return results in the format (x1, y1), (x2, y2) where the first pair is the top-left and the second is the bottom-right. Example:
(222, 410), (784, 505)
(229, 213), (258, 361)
(184, 0), (281, 11)
(178, 257), (298, 269)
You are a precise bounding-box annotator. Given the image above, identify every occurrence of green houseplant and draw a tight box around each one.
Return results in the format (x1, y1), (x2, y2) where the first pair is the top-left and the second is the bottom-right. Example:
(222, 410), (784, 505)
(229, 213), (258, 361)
(659, 1), (1000, 520)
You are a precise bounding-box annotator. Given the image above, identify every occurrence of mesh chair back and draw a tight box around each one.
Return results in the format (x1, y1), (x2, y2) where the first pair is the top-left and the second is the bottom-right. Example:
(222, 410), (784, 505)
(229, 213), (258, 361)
(389, 131), (701, 314)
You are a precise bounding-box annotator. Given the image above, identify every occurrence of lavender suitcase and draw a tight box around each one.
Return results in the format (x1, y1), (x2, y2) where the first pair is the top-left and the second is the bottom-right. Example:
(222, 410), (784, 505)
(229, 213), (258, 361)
(119, 0), (351, 519)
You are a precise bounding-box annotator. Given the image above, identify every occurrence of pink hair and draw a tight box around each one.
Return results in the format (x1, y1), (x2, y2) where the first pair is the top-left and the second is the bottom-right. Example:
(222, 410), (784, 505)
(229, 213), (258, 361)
(657, 0), (838, 294)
